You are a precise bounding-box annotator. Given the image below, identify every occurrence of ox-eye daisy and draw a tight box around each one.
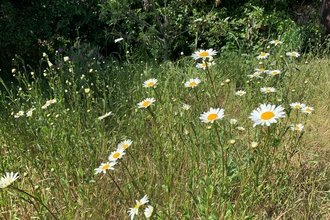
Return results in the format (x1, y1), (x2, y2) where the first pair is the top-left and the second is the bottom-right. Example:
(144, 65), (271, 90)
(14, 111), (24, 118)
(138, 98), (155, 108)
(290, 102), (306, 109)
(94, 161), (117, 174)
(0, 172), (19, 188)
(235, 90), (246, 96)
(270, 40), (283, 46)
(266, 70), (281, 76)
(184, 78), (201, 88)
(46, 99), (57, 104)
(192, 49), (217, 60)
(230, 118), (238, 125)
(108, 148), (125, 161)
(248, 72), (263, 78)
(257, 52), (269, 59)
(200, 107), (225, 123)
(286, 51), (300, 57)
(291, 123), (304, 131)
(143, 79), (158, 88)
(196, 61), (215, 69)
(128, 195), (149, 220)
(260, 87), (276, 93)
(249, 104), (285, 127)
(182, 104), (191, 111)
(255, 67), (267, 73)
(302, 106), (314, 114)
(118, 140), (133, 150)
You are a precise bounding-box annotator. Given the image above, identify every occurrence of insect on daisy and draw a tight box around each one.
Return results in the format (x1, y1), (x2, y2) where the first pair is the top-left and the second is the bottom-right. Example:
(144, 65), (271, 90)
(117, 139), (133, 150)
(257, 52), (269, 59)
(235, 90), (246, 96)
(138, 98), (156, 108)
(270, 40), (283, 46)
(0, 172), (19, 188)
(191, 49), (217, 60)
(200, 107), (225, 123)
(143, 78), (158, 88)
(108, 148), (125, 161)
(290, 123), (304, 131)
(94, 161), (117, 174)
(128, 195), (149, 220)
(286, 51), (300, 57)
(249, 103), (285, 127)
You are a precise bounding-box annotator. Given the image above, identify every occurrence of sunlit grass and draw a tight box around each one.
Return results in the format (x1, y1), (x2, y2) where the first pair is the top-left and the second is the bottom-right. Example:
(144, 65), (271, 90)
(0, 42), (330, 219)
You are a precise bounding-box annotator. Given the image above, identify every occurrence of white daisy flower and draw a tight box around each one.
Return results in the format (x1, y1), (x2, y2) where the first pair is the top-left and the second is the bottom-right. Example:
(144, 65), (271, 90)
(249, 103), (285, 127)
(266, 70), (281, 76)
(199, 107), (225, 123)
(260, 87), (276, 93)
(286, 51), (300, 57)
(128, 195), (149, 220)
(144, 205), (154, 218)
(117, 140), (133, 150)
(230, 119), (238, 124)
(289, 102), (306, 109)
(248, 72), (263, 78)
(257, 52), (269, 59)
(108, 148), (126, 161)
(196, 61), (215, 69)
(302, 106), (314, 114)
(290, 123), (304, 131)
(143, 78), (158, 88)
(270, 40), (283, 46)
(0, 172), (19, 188)
(98, 111), (112, 120)
(94, 161), (117, 174)
(184, 78), (201, 88)
(14, 110), (24, 118)
(138, 98), (156, 108)
(235, 90), (246, 96)
(191, 49), (217, 60)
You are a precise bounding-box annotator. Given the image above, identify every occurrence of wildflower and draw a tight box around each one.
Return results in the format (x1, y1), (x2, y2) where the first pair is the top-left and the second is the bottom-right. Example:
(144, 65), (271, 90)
(108, 148), (126, 161)
(266, 70), (281, 76)
(235, 90), (246, 96)
(117, 140), (133, 150)
(14, 111), (24, 118)
(248, 72), (263, 78)
(191, 49), (217, 60)
(257, 52), (269, 59)
(260, 87), (276, 93)
(144, 205), (154, 218)
(286, 51), (300, 57)
(182, 104), (191, 111)
(255, 68), (266, 73)
(84, 88), (90, 93)
(194, 18), (203, 22)
(63, 56), (69, 62)
(290, 123), (304, 131)
(46, 99), (57, 104)
(302, 106), (314, 114)
(138, 98), (156, 108)
(114, 38), (124, 43)
(128, 195), (149, 220)
(251, 142), (258, 148)
(41, 103), (50, 109)
(94, 161), (117, 174)
(26, 108), (36, 117)
(196, 61), (215, 69)
(143, 79), (158, 88)
(270, 40), (283, 46)
(98, 111), (112, 120)
(199, 107), (225, 123)
(230, 119), (238, 124)
(184, 78), (201, 88)
(12, 69), (16, 73)
(290, 102), (306, 109)
(249, 103), (285, 127)
(237, 126), (245, 131)
(229, 140), (236, 144)
(0, 172), (19, 188)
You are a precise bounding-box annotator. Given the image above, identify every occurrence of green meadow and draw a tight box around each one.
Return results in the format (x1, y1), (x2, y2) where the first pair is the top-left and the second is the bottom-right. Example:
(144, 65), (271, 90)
(1, 41), (330, 220)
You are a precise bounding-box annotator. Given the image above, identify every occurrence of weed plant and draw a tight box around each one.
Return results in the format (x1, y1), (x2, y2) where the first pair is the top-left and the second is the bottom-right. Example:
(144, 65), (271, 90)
(0, 40), (330, 219)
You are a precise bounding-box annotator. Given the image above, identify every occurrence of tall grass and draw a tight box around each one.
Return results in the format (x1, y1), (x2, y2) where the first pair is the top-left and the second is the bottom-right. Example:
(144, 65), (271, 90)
(0, 41), (330, 219)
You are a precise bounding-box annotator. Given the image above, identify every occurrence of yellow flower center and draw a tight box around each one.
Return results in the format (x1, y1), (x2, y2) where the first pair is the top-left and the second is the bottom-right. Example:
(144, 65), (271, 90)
(274, 40), (279, 44)
(253, 73), (259, 77)
(113, 152), (121, 159)
(122, 144), (129, 149)
(199, 51), (209, 57)
(142, 101), (151, 107)
(260, 53), (266, 57)
(189, 82), (197, 87)
(207, 113), (218, 121)
(272, 71), (277, 75)
(147, 82), (154, 87)
(260, 111), (275, 120)
(265, 89), (271, 93)
(294, 105), (300, 109)
(295, 125), (300, 130)
(102, 164), (110, 171)
(259, 68), (265, 72)
(202, 62), (207, 67)
(291, 52), (296, 56)
(306, 108), (311, 112)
